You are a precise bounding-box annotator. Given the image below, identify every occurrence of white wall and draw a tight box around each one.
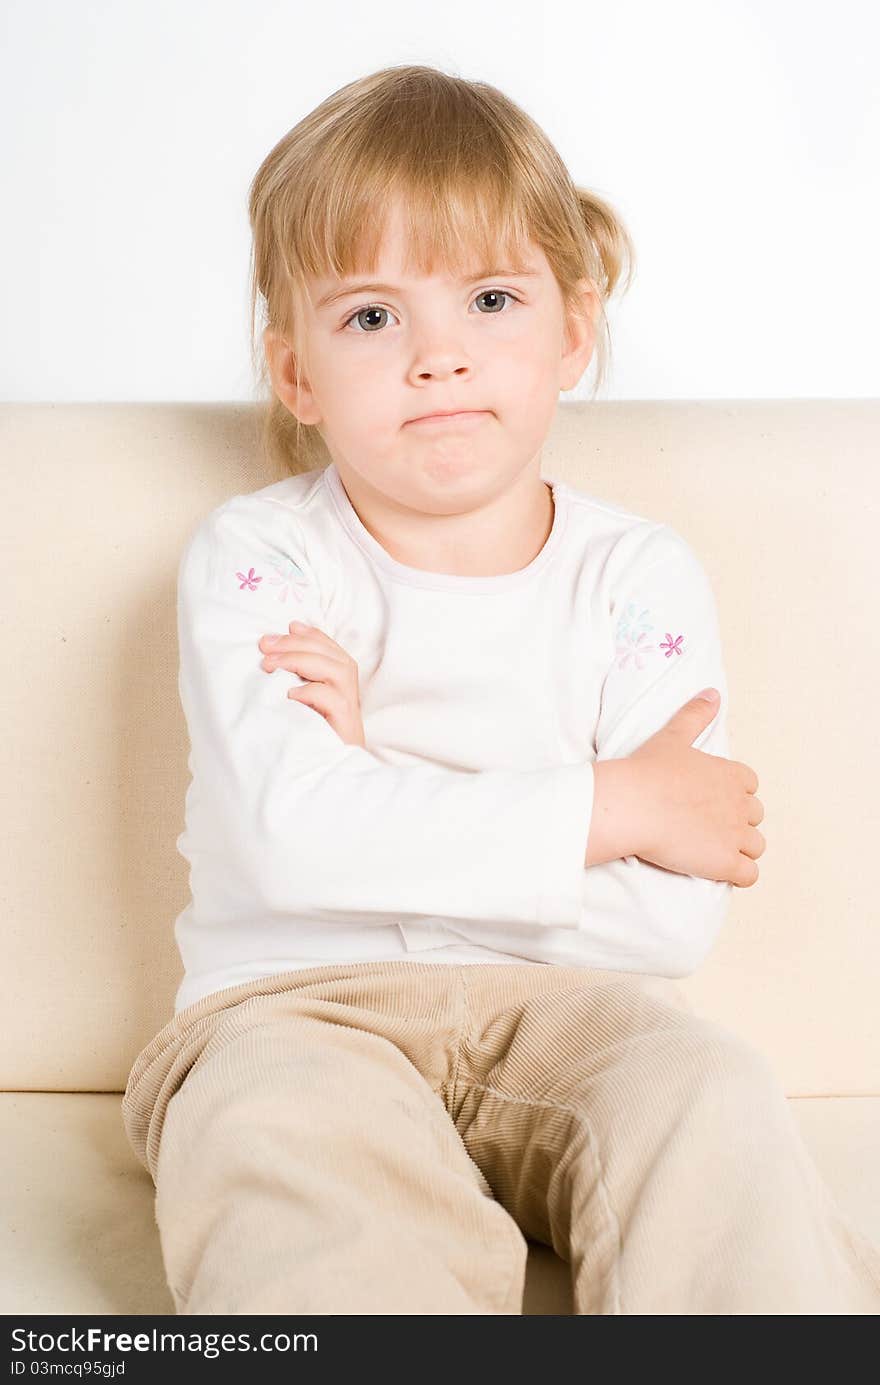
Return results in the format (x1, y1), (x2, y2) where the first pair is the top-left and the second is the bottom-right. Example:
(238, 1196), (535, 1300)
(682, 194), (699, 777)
(3, 0), (877, 401)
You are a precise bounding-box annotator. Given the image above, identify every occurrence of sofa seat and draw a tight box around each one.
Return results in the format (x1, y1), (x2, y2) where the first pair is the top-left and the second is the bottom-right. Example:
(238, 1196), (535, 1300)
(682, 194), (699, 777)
(2, 1091), (878, 1316)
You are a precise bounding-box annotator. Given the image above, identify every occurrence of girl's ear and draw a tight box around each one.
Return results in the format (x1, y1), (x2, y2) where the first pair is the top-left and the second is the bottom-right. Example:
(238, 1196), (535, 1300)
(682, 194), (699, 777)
(263, 326), (323, 425)
(559, 280), (599, 392)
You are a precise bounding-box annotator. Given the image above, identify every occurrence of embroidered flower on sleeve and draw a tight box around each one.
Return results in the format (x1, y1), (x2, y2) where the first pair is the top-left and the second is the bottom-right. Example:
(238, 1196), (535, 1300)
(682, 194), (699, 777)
(265, 556), (310, 603)
(615, 601), (656, 670)
(235, 566), (262, 591)
(615, 601), (686, 671)
(233, 555), (309, 602)
(659, 633), (684, 657)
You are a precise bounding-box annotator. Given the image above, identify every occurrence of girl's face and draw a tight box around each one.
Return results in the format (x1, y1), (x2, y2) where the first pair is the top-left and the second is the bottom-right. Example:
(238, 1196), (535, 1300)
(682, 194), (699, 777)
(268, 200), (597, 518)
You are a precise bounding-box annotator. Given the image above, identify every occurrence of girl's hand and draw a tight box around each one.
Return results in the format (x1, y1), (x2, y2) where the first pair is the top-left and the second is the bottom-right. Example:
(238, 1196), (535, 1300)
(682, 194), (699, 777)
(625, 691), (766, 887)
(257, 622), (366, 748)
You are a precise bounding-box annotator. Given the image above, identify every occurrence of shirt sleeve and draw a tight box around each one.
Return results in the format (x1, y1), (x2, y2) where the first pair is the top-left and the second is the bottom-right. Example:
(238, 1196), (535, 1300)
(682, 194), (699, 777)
(177, 495), (597, 931)
(574, 523), (735, 978)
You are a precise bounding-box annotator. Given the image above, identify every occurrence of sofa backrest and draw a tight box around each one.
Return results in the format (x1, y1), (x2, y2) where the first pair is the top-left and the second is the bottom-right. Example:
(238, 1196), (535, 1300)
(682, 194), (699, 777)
(2, 401), (878, 1094)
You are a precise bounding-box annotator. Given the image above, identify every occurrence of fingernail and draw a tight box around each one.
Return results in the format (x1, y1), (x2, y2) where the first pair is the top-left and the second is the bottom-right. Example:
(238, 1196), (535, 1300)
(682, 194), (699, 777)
(698, 688), (719, 702)
(290, 621), (310, 632)
(264, 634), (281, 644)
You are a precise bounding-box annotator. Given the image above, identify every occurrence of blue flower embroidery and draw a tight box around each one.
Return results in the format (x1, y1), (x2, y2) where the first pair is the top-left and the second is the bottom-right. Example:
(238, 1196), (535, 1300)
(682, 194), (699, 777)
(615, 601), (655, 670)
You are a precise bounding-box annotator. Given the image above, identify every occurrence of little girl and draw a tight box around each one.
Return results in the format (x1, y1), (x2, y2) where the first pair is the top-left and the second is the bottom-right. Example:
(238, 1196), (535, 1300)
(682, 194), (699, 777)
(122, 64), (880, 1315)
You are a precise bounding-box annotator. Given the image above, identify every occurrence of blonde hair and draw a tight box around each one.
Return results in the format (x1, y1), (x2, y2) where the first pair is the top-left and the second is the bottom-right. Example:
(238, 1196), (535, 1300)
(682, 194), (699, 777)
(247, 64), (636, 476)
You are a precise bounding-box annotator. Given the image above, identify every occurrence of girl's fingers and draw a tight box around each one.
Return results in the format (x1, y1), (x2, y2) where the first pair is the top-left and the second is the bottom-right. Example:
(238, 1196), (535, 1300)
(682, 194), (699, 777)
(291, 622), (356, 654)
(262, 650), (337, 680)
(258, 626), (351, 667)
(286, 624), (345, 656)
(287, 681), (340, 712)
(261, 650), (360, 699)
(287, 681), (366, 748)
(287, 681), (350, 736)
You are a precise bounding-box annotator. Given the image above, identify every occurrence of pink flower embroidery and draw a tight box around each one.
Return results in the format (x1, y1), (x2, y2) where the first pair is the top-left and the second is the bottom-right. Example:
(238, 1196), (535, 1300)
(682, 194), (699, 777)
(660, 633), (684, 657)
(236, 567), (262, 590)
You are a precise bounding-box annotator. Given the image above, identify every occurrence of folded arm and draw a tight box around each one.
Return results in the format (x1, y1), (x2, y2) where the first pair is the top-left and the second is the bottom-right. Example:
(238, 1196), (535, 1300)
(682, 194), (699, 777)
(178, 496), (596, 931)
(575, 524), (734, 977)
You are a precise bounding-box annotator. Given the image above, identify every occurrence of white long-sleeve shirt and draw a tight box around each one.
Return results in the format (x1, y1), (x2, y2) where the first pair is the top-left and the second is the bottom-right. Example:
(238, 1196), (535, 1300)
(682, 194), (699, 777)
(171, 460), (732, 1014)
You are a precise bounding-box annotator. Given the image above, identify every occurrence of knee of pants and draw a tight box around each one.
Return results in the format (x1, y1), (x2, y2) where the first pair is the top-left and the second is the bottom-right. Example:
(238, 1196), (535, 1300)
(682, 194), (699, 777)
(669, 1019), (790, 1131)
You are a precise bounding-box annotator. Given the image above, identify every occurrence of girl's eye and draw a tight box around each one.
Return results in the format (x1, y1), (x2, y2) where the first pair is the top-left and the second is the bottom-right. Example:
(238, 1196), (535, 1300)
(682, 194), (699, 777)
(341, 289), (520, 333)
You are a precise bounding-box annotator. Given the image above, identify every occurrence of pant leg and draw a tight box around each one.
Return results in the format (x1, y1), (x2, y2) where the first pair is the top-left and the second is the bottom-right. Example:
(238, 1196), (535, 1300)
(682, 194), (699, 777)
(121, 962), (528, 1315)
(448, 964), (880, 1315)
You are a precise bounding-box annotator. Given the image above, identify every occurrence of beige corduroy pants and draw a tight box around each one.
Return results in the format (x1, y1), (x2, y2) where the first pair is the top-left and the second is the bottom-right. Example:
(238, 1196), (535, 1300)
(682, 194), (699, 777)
(122, 960), (880, 1315)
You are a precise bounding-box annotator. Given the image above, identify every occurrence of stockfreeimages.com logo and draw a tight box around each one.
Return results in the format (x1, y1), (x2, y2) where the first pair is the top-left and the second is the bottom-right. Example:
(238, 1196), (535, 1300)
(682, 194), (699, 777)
(10, 1327), (315, 1361)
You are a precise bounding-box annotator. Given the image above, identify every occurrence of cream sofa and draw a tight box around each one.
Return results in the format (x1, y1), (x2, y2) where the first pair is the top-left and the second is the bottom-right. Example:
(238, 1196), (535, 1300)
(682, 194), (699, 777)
(2, 400), (878, 1316)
